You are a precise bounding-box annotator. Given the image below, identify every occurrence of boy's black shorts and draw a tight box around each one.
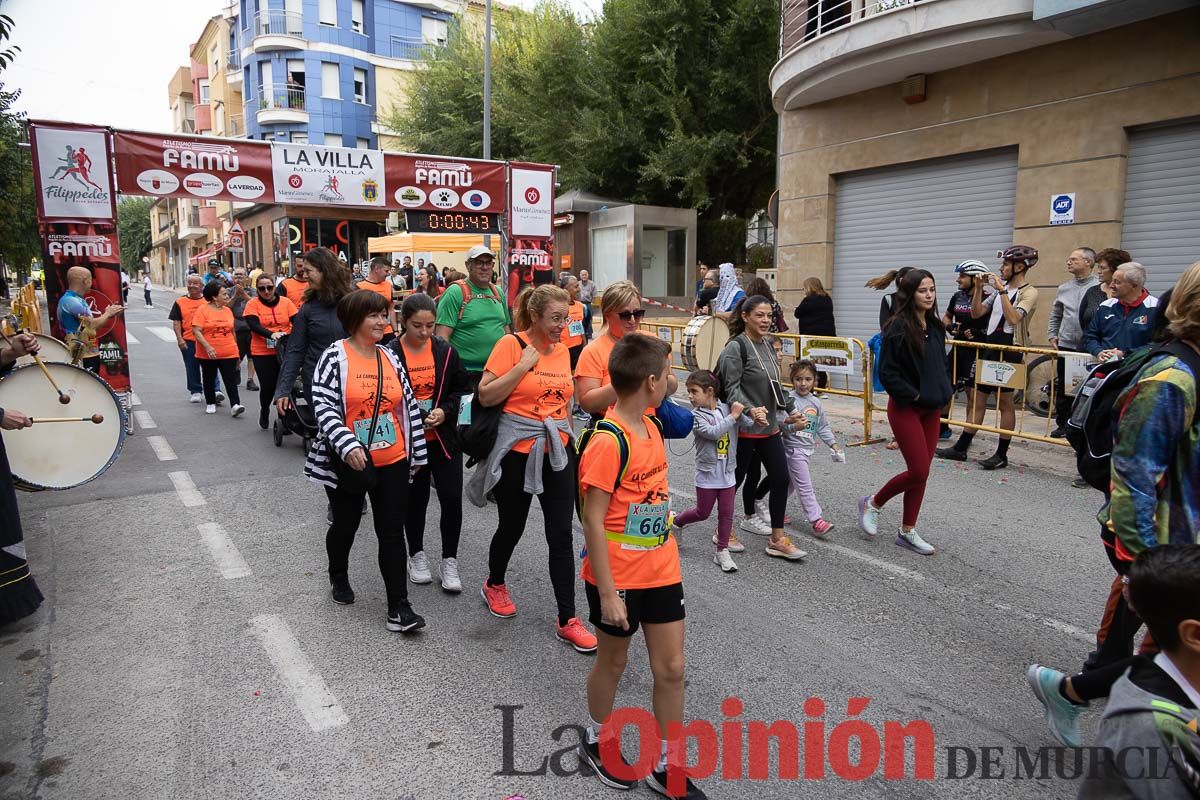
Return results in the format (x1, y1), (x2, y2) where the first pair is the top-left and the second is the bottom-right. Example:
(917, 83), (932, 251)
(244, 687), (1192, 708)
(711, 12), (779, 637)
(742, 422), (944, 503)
(585, 581), (685, 638)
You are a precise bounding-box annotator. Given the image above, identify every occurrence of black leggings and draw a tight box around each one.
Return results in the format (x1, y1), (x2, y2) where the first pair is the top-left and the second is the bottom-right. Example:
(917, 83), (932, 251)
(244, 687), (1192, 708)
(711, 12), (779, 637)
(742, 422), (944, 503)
(325, 458), (410, 607)
(735, 434), (789, 527)
(405, 443), (463, 559)
(487, 447), (577, 626)
(199, 358), (241, 406)
(251, 354), (281, 417)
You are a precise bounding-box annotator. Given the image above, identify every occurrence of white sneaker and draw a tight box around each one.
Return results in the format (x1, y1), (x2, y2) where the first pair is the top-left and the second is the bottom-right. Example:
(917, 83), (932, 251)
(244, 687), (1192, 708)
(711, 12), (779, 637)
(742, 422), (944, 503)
(231, 404), (245, 418)
(739, 515), (772, 536)
(857, 495), (880, 539)
(189, 392), (203, 403)
(713, 549), (738, 573)
(440, 557), (462, 593)
(215, 390), (225, 404)
(713, 533), (746, 553)
(205, 404), (217, 414)
(408, 550), (432, 584)
(895, 527), (935, 556)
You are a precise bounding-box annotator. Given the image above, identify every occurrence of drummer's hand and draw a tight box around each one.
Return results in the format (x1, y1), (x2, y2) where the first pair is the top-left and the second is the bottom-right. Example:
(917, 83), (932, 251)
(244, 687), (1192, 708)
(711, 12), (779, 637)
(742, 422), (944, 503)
(1, 409), (33, 430)
(10, 332), (39, 358)
(102, 304), (125, 320)
(275, 397), (293, 415)
(344, 447), (368, 471)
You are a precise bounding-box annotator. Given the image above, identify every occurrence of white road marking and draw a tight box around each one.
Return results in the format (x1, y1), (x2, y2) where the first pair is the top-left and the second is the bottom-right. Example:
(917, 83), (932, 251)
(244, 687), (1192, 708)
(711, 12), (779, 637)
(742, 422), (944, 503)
(991, 602), (1093, 643)
(147, 326), (177, 342)
(125, 332), (140, 345)
(146, 435), (177, 461)
(167, 471), (205, 507)
(198, 523), (252, 579)
(133, 410), (156, 429)
(129, 392), (142, 406)
(250, 614), (349, 733)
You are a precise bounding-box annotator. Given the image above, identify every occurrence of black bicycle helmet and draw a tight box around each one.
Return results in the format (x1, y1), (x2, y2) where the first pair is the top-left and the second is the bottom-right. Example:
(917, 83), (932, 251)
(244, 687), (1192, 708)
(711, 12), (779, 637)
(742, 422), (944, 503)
(1000, 245), (1038, 269)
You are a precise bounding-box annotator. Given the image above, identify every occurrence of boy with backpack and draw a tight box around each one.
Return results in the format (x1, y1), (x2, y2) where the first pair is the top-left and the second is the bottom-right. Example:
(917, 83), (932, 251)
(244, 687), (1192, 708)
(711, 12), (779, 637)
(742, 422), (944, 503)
(1028, 261), (1200, 748)
(576, 334), (707, 800)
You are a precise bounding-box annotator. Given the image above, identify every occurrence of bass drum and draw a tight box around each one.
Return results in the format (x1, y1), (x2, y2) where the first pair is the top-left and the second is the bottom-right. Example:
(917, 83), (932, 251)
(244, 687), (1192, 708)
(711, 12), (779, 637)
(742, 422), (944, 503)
(16, 334), (73, 366)
(0, 362), (126, 491)
(681, 316), (729, 372)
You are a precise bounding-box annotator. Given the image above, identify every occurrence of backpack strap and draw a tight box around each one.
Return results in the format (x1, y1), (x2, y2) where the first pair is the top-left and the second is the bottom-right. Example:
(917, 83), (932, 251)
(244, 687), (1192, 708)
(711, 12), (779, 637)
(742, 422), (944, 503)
(454, 278), (502, 322)
(593, 419), (631, 495)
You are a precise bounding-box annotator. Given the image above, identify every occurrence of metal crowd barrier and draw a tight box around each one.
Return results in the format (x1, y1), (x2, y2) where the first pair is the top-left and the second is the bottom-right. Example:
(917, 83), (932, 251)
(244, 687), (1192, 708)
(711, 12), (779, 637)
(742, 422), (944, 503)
(934, 339), (1087, 447)
(11, 284), (42, 333)
(638, 321), (884, 447)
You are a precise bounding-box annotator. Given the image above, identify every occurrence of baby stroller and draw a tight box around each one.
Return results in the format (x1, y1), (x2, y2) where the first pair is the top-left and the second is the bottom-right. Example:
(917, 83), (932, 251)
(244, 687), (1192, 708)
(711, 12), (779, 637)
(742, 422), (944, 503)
(270, 334), (319, 453)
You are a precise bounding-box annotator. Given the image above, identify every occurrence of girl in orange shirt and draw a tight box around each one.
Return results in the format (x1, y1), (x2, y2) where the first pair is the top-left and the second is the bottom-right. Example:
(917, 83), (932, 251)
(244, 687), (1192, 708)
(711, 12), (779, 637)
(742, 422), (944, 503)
(244, 275), (298, 429)
(192, 280), (245, 417)
(475, 284), (596, 654)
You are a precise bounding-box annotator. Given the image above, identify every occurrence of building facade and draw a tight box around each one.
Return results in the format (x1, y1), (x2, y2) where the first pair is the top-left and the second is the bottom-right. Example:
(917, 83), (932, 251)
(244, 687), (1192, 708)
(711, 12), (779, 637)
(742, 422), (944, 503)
(770, 0), (1200, 344)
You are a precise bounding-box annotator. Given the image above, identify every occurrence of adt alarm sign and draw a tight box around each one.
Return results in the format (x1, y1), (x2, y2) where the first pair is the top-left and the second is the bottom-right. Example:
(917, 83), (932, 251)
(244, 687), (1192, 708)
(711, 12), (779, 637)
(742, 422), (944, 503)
(1049, 193), (1076, 225)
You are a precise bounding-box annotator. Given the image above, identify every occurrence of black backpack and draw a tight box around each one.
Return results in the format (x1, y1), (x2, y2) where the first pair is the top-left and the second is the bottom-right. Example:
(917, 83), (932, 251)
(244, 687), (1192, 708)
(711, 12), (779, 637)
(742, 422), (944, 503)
(574, 415), (664, 524)
(460, 333), (526, 465)
(1065, 341), (1200, 492)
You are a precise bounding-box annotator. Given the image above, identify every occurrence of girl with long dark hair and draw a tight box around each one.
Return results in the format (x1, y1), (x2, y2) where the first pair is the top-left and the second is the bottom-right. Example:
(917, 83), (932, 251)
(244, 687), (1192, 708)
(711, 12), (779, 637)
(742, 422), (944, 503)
(858, 269), (952, 555)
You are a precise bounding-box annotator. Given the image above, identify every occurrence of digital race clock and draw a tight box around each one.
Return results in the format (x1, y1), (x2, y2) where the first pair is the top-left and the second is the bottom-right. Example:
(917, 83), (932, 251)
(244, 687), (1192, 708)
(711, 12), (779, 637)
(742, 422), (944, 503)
(405, 211), (501, 234)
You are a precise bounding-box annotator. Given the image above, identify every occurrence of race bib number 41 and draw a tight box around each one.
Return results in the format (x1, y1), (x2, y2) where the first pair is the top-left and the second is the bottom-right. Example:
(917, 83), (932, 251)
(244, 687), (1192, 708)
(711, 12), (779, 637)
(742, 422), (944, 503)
(353, 411), (398, 451)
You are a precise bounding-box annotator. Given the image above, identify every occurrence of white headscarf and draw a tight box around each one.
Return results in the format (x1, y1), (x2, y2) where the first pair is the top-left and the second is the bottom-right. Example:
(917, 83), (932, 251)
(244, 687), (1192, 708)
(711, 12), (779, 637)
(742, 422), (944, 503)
(712, 262), (742, 314)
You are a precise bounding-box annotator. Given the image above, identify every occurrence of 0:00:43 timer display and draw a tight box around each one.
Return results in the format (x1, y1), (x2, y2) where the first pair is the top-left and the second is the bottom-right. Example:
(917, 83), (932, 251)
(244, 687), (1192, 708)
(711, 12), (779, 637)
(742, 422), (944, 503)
(408, 211), (499, 233)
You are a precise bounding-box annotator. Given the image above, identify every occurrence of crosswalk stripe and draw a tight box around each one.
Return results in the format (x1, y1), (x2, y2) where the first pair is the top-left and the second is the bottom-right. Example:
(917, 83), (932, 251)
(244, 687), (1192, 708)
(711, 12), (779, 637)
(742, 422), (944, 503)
(147, 327), (177, 342)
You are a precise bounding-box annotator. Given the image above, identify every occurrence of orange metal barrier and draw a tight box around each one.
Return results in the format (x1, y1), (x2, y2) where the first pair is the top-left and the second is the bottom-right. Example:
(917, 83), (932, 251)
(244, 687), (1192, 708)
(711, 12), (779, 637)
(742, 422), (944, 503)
(10, 284), (42, 333)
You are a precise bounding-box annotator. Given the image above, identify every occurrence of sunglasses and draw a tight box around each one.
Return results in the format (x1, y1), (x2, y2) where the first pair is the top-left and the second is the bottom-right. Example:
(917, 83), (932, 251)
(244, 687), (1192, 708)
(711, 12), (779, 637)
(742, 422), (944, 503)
(616, 309), (646, 322)
(257, 285), (274, 292)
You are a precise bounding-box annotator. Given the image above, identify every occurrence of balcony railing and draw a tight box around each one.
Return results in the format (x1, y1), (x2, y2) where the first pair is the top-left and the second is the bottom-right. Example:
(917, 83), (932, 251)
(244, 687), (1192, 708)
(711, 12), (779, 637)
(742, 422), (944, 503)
(253, 9), (303, 39)
(780, 0), (918, 55)
(258, 84), (307, 112)
(228, 113), (245, 137)
(185, 209), (202, 229)
(390, 36), (439, 61)
(227, 48), (241, 69)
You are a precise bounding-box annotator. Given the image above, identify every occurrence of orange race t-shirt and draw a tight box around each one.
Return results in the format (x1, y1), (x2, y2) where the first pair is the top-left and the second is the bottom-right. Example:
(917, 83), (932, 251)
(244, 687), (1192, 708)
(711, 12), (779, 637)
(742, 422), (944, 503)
(562, 300), (586, 349)
(401, 339), (438, 441)
(356, 279), (395, 334)
(574, 331), (656, 415)
(579, 414), (681, 590)
(342, 343), (407, 467)
(192, 304), (239, 360)
(279, 277), (308, 308)
(484, 334), (573, 454)
(244, 296), (298, 356)
(172, 295), (207, 342)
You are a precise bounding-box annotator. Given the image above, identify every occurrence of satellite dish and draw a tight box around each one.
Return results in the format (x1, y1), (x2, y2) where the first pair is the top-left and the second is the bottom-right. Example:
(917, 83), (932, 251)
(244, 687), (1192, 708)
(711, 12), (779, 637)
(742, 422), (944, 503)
(767, 190), (779, 227)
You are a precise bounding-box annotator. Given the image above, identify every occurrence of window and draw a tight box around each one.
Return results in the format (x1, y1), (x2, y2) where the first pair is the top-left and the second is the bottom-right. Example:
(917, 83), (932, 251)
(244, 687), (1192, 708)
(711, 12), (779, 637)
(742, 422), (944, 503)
(421, 17), (448, 45)
(309, 132), (325, 146)
(353, 68), (367, 104)
(210, 44), (219, 74)
(292, 132), (308, 144)
(351, 0), (364, 33)
(287, 58), (306, 90)
(321, 62), (340, 99)
(356, 137), (370, 149)
(319, 0), (336, 26)
(199, 79), (211, 104)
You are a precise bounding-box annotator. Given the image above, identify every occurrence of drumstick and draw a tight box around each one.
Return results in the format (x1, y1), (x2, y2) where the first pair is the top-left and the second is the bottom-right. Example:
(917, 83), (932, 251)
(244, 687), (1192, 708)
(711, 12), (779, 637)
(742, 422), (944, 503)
(28, 414), (105, 424)
(0, 328), (71, 405)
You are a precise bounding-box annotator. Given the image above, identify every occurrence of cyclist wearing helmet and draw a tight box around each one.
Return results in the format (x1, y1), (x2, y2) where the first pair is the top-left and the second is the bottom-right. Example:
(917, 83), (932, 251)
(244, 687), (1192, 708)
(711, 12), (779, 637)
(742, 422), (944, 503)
(937, 246), (1039, 470)
(941, 260), (993, 437)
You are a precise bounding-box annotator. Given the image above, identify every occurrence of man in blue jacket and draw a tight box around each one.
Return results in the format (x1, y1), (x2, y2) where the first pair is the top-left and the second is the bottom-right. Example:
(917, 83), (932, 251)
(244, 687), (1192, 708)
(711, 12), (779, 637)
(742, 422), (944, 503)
(1084, 262), (1158, 361)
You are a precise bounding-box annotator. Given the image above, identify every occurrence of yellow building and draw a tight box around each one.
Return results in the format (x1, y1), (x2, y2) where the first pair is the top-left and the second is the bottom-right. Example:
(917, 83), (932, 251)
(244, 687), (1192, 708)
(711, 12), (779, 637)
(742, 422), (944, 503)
(771, 0), (1200, 345)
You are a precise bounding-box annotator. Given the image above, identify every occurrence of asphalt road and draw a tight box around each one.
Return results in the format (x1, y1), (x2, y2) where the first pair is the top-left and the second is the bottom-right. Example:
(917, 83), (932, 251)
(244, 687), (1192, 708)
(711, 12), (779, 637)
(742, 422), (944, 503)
(0, 287), (1119, 800)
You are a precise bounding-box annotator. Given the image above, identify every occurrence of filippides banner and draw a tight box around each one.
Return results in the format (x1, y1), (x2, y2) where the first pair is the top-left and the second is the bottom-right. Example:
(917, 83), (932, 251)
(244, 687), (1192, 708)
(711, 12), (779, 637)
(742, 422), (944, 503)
(271, 142), (387, 207)
(29, 122), (118, 223)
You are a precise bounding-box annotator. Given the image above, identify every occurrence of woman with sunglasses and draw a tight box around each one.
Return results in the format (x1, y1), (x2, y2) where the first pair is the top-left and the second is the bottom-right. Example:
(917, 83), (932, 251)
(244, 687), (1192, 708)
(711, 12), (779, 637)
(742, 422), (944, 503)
(244, 275), (299, 429)
(574, 280), (651, 417)
(715, 295), (807, 561)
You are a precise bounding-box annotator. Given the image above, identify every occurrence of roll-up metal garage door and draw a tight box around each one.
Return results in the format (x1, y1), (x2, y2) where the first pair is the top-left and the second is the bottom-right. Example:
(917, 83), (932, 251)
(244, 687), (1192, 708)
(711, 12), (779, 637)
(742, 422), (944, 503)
(831, 149), (1019, 344)
(1121, 121), (1200, 296)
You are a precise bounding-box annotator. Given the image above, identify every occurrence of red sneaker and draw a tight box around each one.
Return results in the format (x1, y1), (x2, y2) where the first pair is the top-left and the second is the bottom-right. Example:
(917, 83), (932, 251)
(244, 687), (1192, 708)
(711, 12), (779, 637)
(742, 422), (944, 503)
(481, 582), (517, 618)
(555, 617), (598, 653)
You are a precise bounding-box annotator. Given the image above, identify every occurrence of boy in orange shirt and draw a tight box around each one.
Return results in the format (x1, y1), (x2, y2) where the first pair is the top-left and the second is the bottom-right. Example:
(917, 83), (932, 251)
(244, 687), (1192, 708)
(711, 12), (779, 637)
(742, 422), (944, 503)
(577, 334), (705, 800)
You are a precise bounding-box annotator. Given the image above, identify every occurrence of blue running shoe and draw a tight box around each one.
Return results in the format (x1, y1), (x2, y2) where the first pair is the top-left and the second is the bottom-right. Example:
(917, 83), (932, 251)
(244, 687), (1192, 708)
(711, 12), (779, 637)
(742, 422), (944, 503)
(1026, 664), (1084, 747)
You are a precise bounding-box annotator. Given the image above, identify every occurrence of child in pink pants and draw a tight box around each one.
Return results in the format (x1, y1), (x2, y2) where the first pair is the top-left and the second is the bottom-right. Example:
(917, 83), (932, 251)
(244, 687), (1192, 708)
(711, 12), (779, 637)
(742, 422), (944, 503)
(779, 360), (843, 538)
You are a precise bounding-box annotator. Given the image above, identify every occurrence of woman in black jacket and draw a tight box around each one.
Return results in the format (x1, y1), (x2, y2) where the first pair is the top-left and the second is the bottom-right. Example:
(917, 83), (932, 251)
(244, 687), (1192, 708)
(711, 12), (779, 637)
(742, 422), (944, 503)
(392, 293), (472, 593)
(857, 269), (951, 557)
(274, 247), (353, 415)
(793, 276), (837, 335)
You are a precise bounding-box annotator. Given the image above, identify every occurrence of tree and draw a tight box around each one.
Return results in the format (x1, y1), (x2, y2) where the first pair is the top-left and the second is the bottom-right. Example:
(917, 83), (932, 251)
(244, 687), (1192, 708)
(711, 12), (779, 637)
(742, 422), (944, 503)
(117, 197), (152, 275)
(0, 2), (36, 287)
(384, 0), (778, 220)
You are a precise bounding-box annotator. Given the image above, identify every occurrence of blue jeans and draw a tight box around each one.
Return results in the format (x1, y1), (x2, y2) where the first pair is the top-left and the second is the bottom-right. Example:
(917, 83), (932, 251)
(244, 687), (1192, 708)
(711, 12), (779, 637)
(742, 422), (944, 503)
(582, 303), (593, 341)
(181, 340), (220, 395)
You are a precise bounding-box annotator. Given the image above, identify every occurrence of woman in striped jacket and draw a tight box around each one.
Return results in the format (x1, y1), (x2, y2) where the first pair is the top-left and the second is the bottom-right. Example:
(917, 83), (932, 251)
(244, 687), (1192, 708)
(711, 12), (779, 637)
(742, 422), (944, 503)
(307, 289), (429, 634)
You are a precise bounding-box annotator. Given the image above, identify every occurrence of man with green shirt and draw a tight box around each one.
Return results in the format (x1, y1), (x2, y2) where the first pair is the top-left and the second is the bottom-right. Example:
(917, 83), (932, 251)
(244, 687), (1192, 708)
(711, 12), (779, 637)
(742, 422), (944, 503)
(435, 245), (511, 388)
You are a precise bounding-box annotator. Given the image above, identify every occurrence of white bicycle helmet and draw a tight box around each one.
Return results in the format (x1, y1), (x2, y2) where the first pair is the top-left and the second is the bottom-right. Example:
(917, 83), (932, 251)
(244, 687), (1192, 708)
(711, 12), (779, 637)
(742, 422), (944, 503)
(955, 259), (990, 276)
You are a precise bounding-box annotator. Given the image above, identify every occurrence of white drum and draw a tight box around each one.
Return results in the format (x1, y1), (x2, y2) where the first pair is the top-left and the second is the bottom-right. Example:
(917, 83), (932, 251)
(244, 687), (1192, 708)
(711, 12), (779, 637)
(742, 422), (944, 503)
(0, 362), (126, 491)
(681, 316), (729, 372)
(16, 334), (72, 366)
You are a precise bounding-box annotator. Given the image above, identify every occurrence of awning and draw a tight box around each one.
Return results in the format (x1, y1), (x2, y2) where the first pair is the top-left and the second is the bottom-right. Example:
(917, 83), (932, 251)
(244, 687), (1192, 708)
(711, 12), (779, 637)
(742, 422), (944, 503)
(189, 240), (230, 265)
(367, 233), (499, 255)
